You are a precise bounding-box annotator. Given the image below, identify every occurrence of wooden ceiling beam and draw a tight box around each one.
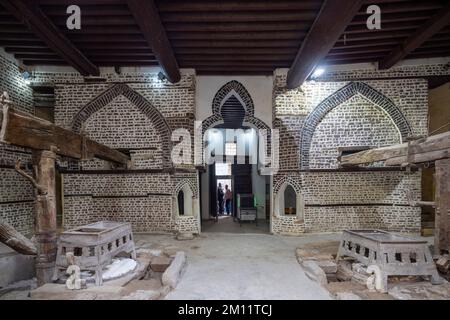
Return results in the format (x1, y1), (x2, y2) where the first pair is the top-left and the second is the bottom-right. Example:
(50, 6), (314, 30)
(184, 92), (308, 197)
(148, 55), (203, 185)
(379, 2), (450, 69)
(126, 0), (180, 83)
(167, 31), (307, 40)
(0, 0), (99, 76)
(174, 48), (299, 55)
(171, 40), (300, 48)
(159, 11), (318, 23)
(333, 40), (400, 50)
(179, 61), (291, 67)
(176, 54), (295, 61)
(286, 0), (364, 89)
(157, 0), (323, 12)
(164, 22), (312, 32)
(356, 1), (444, 15)
(349, 11), (437, 25)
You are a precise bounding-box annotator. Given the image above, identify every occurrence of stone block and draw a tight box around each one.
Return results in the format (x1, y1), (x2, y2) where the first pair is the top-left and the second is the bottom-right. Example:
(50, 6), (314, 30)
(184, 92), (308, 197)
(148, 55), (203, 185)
(317, 260), (337, 274)
(162, 251), (186, 289)
(301, 261), (327, 286)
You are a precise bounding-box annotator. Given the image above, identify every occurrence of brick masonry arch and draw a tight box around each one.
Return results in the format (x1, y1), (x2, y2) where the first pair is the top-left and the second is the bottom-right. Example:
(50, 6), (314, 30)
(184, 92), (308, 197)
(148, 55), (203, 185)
(273, 175), (302, 194)
(173, 179), (198, 198)
(212, 80), (255, 116)
(300, 81), (412, 169)
(70, 83), (173, 168)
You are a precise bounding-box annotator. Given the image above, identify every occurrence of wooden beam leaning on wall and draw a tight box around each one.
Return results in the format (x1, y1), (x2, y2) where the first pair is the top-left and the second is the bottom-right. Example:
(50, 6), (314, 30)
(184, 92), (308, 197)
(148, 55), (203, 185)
(0, 105), (129, 165)
(126, 0), (181, 83)
(379, 2), (450, 70)
(0, 0), (99, 76)
(286, 0), (364, 89)
(339, 131), (450, 167)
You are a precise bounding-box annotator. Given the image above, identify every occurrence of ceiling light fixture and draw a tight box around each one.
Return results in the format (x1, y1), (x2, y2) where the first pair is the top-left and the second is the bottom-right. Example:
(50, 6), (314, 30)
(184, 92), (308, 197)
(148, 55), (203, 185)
(158, 71), (167, 81)
(311, 67), (325, 79)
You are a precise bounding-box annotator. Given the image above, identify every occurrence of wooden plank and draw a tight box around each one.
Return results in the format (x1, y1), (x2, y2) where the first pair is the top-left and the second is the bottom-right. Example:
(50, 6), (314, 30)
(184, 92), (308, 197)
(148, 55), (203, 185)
(0, 0), (99, 76)
(126, 0), (180, 83)
(0, 106), (129, 165)
(286, 0), (364, 89)
(379, 2), (450, 69)
(0, 221), (37, 255)
(435, 159), (450, 254)
(340, 131), (450, 166)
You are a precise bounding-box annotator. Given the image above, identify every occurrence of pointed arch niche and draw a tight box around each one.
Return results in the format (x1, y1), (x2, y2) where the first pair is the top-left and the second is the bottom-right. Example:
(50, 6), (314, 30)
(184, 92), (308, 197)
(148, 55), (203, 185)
(300, 82), (412, 169)
(173, 182), (199, 218)
(70, 83), (173, 169)
(274, 182), (304, 220)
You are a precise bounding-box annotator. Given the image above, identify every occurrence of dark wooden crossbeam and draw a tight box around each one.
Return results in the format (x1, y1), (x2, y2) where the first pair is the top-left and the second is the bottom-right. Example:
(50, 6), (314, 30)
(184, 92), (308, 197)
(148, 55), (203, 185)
(0, 0), (99, 76)
(286, 0), (364, 89)
(0, 106), (129, 165)
(126, 0), (180, 83)
(379, 2), (450, 70)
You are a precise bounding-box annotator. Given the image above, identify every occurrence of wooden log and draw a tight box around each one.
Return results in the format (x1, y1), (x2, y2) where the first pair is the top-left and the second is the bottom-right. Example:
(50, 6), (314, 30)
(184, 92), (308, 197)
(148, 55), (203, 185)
(126, 0), (180, 83)
(409, 201), (436, 208)
(33, 149), (57, 286)
(340, 132), (450, 166)
(0, 0), (99, 76)
(0, 221), (37, 255)
(0, 106), (129, 165)
(385, 148), (450, 166)
(286, 0), (364, 88)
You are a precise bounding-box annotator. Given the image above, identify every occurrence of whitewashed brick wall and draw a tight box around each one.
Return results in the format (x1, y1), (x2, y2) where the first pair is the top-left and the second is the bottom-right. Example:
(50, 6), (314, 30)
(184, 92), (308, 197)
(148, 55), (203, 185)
(0, 54), (35, 236)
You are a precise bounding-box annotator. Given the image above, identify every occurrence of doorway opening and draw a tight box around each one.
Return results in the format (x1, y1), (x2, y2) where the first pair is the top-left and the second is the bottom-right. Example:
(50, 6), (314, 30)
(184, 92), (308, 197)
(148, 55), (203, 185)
(201, 127), (270, 234)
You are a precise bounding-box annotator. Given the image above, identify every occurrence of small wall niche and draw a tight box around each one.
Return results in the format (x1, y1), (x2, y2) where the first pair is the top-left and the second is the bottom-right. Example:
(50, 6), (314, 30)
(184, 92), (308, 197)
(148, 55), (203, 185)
(177, 184), (194, 216)
(274, 183), (304, 220)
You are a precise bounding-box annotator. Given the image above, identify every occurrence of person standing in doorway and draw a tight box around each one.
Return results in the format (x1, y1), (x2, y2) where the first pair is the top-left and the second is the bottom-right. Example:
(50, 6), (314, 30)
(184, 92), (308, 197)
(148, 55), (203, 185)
(225, 185), (232, 216)
(217, 183), (224, 216)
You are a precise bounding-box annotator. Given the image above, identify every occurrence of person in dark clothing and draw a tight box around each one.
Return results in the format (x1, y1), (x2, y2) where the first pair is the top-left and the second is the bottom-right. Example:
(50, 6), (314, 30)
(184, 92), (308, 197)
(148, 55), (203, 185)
(224, 184), (232, 215)
(217, 183), (224, 215)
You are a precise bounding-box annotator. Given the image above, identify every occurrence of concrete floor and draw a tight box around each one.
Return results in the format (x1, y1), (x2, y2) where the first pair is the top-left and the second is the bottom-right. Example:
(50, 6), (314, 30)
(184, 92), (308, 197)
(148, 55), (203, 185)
(135, 232), (336, 300)
(201, 215), (270, 234)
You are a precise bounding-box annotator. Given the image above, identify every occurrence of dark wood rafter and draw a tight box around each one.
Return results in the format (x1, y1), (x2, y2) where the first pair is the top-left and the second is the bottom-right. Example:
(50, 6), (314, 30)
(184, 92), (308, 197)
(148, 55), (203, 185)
(379, 1), (450, 70)
(0, 0), (99, 76)
(286, 0), (364, 89)
(126, 0), (180, 83)
(0, 0), (449, 74)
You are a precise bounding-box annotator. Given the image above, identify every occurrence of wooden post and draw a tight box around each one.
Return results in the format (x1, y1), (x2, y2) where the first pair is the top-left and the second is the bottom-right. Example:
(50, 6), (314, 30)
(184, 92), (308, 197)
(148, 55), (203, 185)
(32, 148), (57, 286)
(435, 159), (450, 254)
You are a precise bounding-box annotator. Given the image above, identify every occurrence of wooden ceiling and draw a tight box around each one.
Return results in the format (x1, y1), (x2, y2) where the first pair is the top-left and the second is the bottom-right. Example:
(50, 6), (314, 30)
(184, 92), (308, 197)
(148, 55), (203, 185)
(0, 0), (449, 85)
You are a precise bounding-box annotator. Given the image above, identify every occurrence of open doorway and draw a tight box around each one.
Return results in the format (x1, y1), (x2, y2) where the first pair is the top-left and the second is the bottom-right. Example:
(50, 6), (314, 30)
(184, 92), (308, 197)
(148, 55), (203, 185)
(201, 128), (270, 234)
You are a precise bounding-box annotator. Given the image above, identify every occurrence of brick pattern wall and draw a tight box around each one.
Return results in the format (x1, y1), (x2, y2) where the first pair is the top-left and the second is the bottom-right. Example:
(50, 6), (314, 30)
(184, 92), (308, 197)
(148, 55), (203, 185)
(63, 172), (199, 233)
(35, 70), (200, 233)
(0, 53), (35, 236)
(82, 95), (163, 170)
(272, 65), (431, 235)
(309, 94), (401, 169)
(272, 171), (421, 235)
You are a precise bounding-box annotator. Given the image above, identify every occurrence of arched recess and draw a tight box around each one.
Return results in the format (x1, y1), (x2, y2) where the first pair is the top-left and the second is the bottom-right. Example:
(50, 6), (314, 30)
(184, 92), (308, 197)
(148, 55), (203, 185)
(201, 81), (270, 144)
(173, 181), (199, 217)
(300, 82), (412, 169)
(212, 80), (255, 116)
(273, 182), (304, 220)
(70, 83), (173, 168)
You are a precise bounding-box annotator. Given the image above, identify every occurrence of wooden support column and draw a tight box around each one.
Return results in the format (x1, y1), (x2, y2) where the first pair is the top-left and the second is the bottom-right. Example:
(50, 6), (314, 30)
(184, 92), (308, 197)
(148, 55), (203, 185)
(32, 148), (57, 286)
(435, 159), (450, 255)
